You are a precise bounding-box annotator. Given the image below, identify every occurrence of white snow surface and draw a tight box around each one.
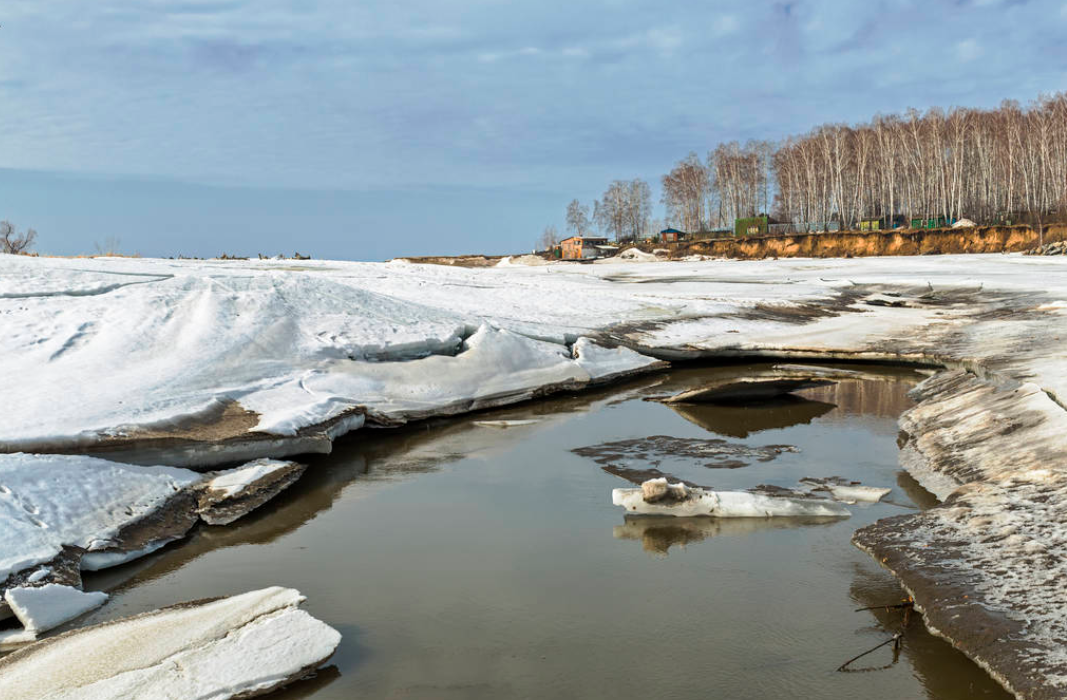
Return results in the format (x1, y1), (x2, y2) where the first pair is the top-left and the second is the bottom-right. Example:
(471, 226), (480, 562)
(5, 254), (1067, 454)
(0, 586), (341, 700)
(612, 487), (851, 518)
(0, 585), (108, 646)
(0, 453), (200, 584)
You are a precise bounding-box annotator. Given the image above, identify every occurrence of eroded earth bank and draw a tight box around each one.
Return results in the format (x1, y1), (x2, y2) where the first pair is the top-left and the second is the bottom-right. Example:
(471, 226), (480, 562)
(2, 253), (1066, 698)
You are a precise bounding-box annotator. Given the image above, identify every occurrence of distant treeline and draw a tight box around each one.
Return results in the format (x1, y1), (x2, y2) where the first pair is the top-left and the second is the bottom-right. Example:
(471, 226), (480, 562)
(550, 92), (1067, 247)
(671, 92), (1067, 232)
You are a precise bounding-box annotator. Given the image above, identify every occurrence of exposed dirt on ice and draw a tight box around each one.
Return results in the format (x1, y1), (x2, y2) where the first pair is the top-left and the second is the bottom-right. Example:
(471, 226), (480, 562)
(571, 435), (799, 471)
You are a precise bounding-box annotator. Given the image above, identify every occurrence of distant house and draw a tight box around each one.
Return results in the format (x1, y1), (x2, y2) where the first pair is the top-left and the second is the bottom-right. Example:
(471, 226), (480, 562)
(560, 236), (609, 260)
(660, 228), (686, 243)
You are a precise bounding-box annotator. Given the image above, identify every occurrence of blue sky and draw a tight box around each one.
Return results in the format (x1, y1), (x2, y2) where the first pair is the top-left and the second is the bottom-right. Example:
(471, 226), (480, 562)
(2, 0), (1065, 260)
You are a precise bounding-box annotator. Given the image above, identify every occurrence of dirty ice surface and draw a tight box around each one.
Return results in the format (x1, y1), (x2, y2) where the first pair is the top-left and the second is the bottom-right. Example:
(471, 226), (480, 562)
(0, 587), (340, 700)
(41, 365), (1009, 700)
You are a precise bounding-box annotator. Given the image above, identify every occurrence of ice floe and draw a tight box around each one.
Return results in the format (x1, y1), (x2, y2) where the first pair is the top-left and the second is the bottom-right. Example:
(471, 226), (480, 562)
(613, 479), (851, 518)
(0, 453), (309, 639)
(0, 585), (108, 647)
(0, 587), (340, 700)
(198, 459), (306, 525)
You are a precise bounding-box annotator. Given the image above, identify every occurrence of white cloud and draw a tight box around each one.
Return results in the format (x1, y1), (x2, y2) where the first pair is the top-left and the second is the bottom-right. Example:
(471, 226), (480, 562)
(955, 38), (982, 63)
(713, 15), (740, 37)
(647, 27), (684, 54)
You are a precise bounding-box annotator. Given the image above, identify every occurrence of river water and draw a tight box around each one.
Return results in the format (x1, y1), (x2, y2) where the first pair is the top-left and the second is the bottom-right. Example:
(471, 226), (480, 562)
(77, 363), (1009, 699)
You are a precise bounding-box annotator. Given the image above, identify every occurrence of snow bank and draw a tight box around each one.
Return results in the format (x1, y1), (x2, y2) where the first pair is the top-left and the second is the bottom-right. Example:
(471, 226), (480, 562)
(496, 254), (552, 267)
(613, 247), (659, 262)
(0, 587), (340, 700)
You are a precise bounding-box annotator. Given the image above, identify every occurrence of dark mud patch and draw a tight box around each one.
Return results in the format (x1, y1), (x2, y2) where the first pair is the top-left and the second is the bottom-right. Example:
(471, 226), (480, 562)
(572, 435), (798, 471)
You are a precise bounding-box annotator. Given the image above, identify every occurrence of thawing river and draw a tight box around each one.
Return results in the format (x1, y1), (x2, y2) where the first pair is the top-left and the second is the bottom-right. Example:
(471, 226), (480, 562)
(78, 364), (1009, 699)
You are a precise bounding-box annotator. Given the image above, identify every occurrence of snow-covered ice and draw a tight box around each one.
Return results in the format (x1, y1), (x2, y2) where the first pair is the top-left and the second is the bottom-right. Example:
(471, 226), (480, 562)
(5, 253), (1067, 696)
(0, 585), (108, 647)
(203, 459), (294, 499)
(0, 454), (307, 594)
(0, 453), (199, 585)
(198, 459), (306, 525)
(612, 482), (851, 518)
(0, 586), (340, 700)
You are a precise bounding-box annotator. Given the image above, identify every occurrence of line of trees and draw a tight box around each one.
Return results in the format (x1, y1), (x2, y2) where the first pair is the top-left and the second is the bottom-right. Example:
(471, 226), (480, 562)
(774, 95), (1067, 228)
(544, 91), (1067, 247)
(660, 92), (1067, 233)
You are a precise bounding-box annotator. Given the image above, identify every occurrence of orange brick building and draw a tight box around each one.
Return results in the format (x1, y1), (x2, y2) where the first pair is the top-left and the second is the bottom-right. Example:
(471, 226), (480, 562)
(560, 236), (609, 260)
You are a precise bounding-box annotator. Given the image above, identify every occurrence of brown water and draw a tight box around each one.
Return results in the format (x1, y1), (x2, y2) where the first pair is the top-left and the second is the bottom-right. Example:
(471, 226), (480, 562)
(74, 364), (1010, 700)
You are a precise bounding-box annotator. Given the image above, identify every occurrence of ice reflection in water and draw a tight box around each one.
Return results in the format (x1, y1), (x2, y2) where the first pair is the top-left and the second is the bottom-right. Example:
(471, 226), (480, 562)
(613, 514), (841, 555)
(53, 363), (1007, 700)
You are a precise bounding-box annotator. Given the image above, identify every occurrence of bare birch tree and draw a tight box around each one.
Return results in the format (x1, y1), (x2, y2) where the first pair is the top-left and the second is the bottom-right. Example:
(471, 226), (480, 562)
(566, 199), (592, 236)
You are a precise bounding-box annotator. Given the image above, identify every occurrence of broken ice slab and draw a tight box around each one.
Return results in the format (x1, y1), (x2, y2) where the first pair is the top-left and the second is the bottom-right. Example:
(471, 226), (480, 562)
(0, 585), (108, 648)
(472, 419), (541, 429)
(800, 476), (891, 503)
(0, 587), (340, 700)
(612, 480), (850, 518)
(0, 454), (309, 604)
(198, 459), (307, 526)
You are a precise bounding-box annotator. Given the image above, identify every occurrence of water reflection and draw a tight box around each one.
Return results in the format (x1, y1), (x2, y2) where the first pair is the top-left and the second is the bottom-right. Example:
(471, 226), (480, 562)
(667, 396), (836, 438)
(614, 515), (841, 555)
(800, 377), (916, 433)
(847, 564), (1011, 699)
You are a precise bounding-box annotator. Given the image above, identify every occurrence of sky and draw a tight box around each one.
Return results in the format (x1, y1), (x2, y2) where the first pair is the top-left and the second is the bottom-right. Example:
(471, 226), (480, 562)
(1, 0), (1066, 260)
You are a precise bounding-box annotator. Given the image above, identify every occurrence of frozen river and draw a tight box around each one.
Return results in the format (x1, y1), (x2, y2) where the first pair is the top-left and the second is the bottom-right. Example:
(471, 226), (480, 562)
(55, 364), (1009, 700)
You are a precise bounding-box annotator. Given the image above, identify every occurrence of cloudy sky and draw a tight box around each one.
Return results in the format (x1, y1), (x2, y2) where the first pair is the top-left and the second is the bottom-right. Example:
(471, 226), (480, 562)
(2, 0), (1065, 259)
